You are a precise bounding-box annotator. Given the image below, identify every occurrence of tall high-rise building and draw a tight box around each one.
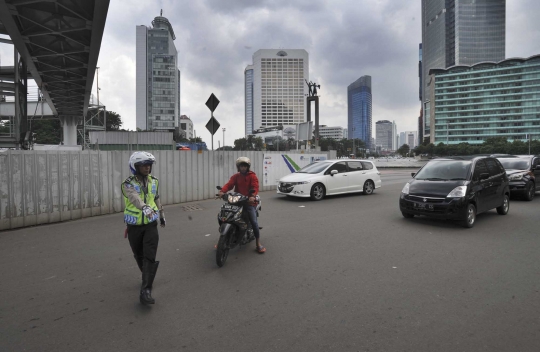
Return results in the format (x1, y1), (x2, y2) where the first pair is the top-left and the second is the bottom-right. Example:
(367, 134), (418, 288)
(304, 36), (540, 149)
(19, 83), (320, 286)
(376, 120), (393, 150)
(136, 13), (181, 131)
(244, 65), (254, 136)
(348, 75), (372, 149)
(421, 0), (506, 138)
(245, 49), (309, 137)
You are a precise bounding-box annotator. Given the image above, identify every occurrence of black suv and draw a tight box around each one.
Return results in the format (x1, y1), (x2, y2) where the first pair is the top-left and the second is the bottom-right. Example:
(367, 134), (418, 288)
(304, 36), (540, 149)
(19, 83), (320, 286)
(399, 156), (510, 228)
(496, 155), (540, 201)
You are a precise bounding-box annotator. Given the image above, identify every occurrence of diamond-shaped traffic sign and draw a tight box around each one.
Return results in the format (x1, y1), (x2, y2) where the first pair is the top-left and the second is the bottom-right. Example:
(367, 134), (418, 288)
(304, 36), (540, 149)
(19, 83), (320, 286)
(205, 93), (220, 112)
(205, 116), (220, 135)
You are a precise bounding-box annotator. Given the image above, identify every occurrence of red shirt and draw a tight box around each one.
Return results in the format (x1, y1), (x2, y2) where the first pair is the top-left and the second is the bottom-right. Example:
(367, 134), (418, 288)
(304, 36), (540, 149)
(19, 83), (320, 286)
(222, 171), (259, 203)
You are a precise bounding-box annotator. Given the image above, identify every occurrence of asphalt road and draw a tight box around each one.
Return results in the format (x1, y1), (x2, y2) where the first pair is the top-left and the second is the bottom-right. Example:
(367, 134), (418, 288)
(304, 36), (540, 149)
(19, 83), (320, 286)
(1, 169), (539, 352)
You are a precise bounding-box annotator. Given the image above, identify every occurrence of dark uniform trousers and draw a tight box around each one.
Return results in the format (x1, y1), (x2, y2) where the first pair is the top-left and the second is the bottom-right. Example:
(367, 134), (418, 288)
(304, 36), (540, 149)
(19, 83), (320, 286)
(127, 221), (159, 271)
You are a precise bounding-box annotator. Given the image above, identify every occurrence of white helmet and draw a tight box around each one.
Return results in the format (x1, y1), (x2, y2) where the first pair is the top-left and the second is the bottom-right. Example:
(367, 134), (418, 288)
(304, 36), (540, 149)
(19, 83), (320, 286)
(129, 151), (156, 175)
(236, 156), (251, 167)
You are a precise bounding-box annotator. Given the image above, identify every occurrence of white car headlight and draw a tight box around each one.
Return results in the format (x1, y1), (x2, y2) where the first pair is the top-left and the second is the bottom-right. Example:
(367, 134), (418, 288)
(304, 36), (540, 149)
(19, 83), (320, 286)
(291, 181), (311, 185)
(401, 183), (410, 195)
(447, 186), (467, 198)
(508, 173), (525, 181)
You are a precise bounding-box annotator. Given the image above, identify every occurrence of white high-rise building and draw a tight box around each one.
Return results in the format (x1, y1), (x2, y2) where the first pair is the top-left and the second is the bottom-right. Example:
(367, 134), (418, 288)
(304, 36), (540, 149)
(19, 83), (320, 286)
(319, 125), (344, 139)
(245, 49), (309, 137)
(136, 13), (181, 131)
(179, 115), (194, 139)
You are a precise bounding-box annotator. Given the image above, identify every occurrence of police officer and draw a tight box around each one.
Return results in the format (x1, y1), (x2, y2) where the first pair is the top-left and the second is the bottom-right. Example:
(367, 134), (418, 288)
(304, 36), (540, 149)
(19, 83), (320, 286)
(122, 151), (165, 304)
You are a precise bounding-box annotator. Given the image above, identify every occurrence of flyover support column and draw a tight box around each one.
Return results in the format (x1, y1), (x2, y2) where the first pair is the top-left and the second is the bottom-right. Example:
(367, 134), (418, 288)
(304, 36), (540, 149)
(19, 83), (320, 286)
(60, 116), (78, 146)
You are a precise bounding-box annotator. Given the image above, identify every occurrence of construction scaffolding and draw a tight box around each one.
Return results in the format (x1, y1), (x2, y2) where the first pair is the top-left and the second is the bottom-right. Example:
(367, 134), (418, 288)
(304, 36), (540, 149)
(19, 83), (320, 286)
(78, 93), (106, 150)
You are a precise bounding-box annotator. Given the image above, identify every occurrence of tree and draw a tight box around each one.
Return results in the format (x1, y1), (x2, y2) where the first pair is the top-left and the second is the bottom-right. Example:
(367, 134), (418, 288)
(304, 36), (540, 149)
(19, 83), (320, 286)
(31, 119), (62, 144)
(105, 111), (122, 130)
(397, 144), (410, 157)
(233, 135), (264, 151)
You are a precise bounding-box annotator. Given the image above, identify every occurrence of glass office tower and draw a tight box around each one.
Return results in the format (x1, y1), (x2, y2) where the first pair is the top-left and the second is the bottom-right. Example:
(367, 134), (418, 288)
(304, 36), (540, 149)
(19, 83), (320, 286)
(421, 0), (505, 139)
(348, 76), (372, 149)
(136, 14), (181, 131)
(244, 65), (254, 136)
(429, 55), (540, 144)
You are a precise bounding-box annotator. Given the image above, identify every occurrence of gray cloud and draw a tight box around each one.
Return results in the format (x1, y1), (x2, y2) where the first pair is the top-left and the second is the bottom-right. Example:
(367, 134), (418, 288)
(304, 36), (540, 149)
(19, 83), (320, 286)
(4, 0), (534, 145)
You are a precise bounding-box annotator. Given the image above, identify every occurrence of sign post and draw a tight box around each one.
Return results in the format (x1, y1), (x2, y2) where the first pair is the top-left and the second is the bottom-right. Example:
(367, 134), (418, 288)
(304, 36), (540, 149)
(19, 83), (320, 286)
(205, 93), (220, 150)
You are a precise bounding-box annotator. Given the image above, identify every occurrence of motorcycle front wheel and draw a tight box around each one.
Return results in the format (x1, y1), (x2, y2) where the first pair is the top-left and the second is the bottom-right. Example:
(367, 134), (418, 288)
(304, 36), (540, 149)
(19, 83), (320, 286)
(216, 234), (230, 267)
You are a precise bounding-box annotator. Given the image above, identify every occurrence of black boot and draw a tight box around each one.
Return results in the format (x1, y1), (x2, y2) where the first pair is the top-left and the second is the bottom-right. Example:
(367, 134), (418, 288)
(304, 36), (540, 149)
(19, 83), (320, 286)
(134, 255), (143, 272)
(139, 261), (159, 305)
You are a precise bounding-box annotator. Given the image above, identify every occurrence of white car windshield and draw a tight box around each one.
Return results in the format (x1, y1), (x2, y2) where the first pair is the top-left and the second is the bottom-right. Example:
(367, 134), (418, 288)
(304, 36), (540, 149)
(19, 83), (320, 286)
(415, 160), (472, 180)
(296, 162), (331, 174)
(498, 158), (530, 170)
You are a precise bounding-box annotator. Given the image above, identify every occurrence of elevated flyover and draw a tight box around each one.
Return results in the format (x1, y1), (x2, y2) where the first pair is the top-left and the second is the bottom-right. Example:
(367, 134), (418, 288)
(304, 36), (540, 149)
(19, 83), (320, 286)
(0, 0), (109, 147)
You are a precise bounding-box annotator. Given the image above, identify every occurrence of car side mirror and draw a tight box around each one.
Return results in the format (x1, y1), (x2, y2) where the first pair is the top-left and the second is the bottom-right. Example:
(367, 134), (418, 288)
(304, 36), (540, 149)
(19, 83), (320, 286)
(411, 172), (416, 177)
(479, 173), (490, 180)
(330, 170), (338, 176)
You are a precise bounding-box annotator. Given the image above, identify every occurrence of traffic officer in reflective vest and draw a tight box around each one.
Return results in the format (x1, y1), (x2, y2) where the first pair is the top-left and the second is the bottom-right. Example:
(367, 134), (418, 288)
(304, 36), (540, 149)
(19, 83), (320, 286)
(122, 151), (165, 305)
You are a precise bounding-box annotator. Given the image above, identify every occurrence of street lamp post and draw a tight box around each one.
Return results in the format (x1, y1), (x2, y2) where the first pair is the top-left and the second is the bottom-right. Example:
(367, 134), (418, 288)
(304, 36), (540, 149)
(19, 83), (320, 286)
(222, 128), (226, 150)
(352, 126), (356, 158)
(446, 122), (449, 144)
(276, 131), (279, 152)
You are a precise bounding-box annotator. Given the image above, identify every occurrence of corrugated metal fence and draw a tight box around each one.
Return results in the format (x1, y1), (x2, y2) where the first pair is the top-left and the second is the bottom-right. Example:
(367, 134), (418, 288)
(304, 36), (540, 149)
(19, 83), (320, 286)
(0, 150), (335, 230)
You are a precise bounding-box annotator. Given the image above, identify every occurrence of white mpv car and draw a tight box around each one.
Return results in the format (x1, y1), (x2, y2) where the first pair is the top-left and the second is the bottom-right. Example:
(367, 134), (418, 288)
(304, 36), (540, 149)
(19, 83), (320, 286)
(277, 159), (382, 200)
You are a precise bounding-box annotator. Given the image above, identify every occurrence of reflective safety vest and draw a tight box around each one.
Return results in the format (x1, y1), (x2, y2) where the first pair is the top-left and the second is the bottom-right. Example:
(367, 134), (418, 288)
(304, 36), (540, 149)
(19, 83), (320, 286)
(122, 175), (159, 225)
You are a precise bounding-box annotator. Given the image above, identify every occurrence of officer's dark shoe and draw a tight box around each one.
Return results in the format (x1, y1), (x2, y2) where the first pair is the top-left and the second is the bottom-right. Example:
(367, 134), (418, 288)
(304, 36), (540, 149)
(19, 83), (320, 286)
(140, 261), (159, 305)
(140, 288), (155, 305)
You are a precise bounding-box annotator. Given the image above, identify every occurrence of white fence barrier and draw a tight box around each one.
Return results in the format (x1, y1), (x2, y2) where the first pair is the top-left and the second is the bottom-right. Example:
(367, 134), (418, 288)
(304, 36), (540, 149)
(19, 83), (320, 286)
(0, 150), (335, 230)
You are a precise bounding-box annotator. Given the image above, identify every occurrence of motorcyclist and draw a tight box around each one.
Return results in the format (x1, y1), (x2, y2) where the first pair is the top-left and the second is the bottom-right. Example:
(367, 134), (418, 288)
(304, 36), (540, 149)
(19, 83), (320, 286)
(218, 156), (265, 253)
(121, 151), (166, 305)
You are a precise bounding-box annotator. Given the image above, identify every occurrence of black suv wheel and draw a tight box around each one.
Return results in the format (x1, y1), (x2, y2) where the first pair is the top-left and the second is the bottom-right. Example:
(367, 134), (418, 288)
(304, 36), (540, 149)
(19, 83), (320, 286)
(496, 194), (510, 215)
(462, 203), (476, 228)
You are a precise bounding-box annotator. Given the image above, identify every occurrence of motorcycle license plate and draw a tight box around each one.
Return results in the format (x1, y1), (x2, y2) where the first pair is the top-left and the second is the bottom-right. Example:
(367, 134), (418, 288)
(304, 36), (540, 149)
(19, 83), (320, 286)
(414, 202), (434, 211)
(223, 204), (240, 211)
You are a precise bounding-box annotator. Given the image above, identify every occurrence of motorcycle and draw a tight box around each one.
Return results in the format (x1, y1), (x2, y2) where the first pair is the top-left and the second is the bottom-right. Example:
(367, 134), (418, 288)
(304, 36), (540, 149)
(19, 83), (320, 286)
(215, 186), (262, 267)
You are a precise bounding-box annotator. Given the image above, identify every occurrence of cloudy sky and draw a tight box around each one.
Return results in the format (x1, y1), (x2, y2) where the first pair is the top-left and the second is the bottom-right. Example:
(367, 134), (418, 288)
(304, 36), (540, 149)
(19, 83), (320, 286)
(3, 0), (540, 147)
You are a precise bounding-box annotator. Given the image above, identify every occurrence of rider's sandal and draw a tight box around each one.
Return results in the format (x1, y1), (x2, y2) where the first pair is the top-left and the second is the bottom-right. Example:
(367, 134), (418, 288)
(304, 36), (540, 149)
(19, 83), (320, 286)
(256, 245), (266, 254)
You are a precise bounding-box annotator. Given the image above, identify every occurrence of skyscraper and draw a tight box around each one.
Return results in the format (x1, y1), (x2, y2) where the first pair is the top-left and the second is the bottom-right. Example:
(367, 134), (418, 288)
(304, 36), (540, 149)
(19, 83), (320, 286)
(348, 75), (372, 149)
(421, 0), (506, 138)
(376, 120), (393, 150)
(244, 65), (254, 137)
(136, 13), (181, 131)
(245, 49), (309, 137)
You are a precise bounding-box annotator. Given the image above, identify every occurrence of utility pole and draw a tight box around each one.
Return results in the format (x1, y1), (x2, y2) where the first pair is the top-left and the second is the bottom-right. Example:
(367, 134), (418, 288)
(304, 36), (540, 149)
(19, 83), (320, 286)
(352, 126), (355, 158)
(96, 67), (100, 105)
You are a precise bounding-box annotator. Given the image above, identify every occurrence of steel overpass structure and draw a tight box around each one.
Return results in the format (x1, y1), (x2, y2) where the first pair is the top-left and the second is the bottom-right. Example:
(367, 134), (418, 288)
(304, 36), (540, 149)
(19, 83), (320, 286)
(0, 0), (109, 148)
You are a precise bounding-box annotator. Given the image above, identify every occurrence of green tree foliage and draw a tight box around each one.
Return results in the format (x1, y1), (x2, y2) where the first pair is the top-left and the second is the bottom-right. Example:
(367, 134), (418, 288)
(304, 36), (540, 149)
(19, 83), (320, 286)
(233, 135), (264, 151)
(31, 119), (62, 144)
(105, 111), (122, 130)
(413, 137), (540, 156)
(397, 144), (410, 157)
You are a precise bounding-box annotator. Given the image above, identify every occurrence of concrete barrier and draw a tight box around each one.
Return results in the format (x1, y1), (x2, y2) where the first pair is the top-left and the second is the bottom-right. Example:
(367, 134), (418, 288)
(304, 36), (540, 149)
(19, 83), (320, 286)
(0, 150), (336, 230)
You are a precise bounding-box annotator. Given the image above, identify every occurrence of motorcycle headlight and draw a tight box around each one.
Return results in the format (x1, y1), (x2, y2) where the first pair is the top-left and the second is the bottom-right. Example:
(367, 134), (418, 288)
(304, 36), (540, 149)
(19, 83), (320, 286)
(228, 195), (242, 204)
(508, 173), (525, 181)
(447, 186), (467, 198)
(401, 183), (410, 195)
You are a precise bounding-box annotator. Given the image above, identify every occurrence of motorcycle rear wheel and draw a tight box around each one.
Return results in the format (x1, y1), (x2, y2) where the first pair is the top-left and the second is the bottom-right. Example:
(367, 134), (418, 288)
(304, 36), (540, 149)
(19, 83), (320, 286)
(216, 235), (230, 267)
